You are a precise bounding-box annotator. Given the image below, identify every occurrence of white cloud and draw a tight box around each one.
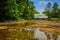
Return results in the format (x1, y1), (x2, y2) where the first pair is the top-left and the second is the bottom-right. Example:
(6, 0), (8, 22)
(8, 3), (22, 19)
(38, 1), (53, 5)
(39, 1), (48, 5)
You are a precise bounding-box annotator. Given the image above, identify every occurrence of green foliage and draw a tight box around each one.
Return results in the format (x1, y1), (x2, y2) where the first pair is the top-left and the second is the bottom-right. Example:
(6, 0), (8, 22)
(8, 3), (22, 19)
(45, 2), (52, 10)
(50, 18), (60, 20)
(43, 2), (52, 20)
(43, 2), (60, 20)
(52, 2), (59, 18)
(0, 0), (38, 21)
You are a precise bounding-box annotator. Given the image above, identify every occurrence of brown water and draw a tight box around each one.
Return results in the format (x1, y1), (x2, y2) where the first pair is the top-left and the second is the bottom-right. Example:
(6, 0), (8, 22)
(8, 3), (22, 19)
(23, 27), (60, 40)
(35, 28), (60, 40)
(0, 27), (60, 40)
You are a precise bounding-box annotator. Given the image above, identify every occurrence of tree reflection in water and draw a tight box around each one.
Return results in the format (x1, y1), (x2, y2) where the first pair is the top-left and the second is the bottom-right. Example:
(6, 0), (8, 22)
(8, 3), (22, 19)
(0, 27), (59, 40)
(0, 28), (39, 40)
(45, 32), (58, 40)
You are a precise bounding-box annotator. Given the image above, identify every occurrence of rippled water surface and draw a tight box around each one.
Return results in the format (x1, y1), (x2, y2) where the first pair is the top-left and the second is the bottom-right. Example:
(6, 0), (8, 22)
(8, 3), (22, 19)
(23, 27), (60, 40)
(1, 27), (59, 40)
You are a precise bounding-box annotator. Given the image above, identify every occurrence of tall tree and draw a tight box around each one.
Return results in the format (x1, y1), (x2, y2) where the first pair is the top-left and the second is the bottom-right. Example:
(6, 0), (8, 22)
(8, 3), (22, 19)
(0, 0), (19, 21)
(43, 2), (52, 19)
(45, 2), (52, 11)
(52, 2), (59, 18)
(0, 0), (8, 21)
(0, 0), (38, 21)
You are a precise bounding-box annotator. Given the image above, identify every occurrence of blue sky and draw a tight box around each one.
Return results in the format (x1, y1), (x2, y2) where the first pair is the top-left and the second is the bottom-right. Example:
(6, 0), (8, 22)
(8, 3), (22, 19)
(30, 0), (60, 13)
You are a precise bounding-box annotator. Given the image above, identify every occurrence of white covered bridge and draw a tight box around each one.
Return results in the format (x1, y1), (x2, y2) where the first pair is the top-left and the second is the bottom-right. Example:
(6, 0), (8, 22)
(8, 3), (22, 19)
(34, 14), (48, 19)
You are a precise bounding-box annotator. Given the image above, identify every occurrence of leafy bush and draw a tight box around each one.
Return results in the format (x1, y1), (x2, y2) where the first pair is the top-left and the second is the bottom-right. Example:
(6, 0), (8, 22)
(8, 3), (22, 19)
(50, 18), (60, 20)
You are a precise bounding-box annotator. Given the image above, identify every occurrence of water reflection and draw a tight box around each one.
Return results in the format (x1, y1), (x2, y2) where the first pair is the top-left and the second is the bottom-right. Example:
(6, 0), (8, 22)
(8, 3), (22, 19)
(22, 27), (60, 40)
(0, 27), (60, 40)
(34, 28), (47, 40)
(58, 35), (60, 40)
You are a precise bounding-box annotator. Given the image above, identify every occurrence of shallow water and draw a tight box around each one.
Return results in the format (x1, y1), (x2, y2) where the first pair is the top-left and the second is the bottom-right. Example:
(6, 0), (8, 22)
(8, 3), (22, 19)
(23, 27), (60, 40)
(58, 36), (60, 40)
(34, 28), (60, 40)
(0, 27), (60, 40)
(34, 28), (47, 40)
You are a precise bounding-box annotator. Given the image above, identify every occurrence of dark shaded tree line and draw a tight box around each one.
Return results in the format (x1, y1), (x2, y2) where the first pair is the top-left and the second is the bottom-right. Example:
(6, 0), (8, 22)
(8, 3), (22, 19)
(0, 0), (38, 21)
(43, 2), (60, 20)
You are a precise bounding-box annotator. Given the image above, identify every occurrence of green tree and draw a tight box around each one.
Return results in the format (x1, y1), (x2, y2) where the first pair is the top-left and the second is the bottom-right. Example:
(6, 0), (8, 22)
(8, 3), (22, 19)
(22, 0), (38, 19)
(52, 2), (59, 18)
(0, 0), (19, 21)
(0, 0), (8, 21)
(43, 2), (52, 19)
(45, 2), (52, 10)
(43, 2), (60, 20)
(0, 0), (38, 21)
(57, 9), (60, 18)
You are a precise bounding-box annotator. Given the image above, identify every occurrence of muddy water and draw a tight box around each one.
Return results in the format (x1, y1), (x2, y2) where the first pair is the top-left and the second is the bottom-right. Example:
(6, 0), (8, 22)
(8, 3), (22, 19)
(0, 27), (60, 40)
(34, 28), (60, 40)
(24, 27), (60, 40)
(58, 36), (60, 40)
(34, 28), (47, 40)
